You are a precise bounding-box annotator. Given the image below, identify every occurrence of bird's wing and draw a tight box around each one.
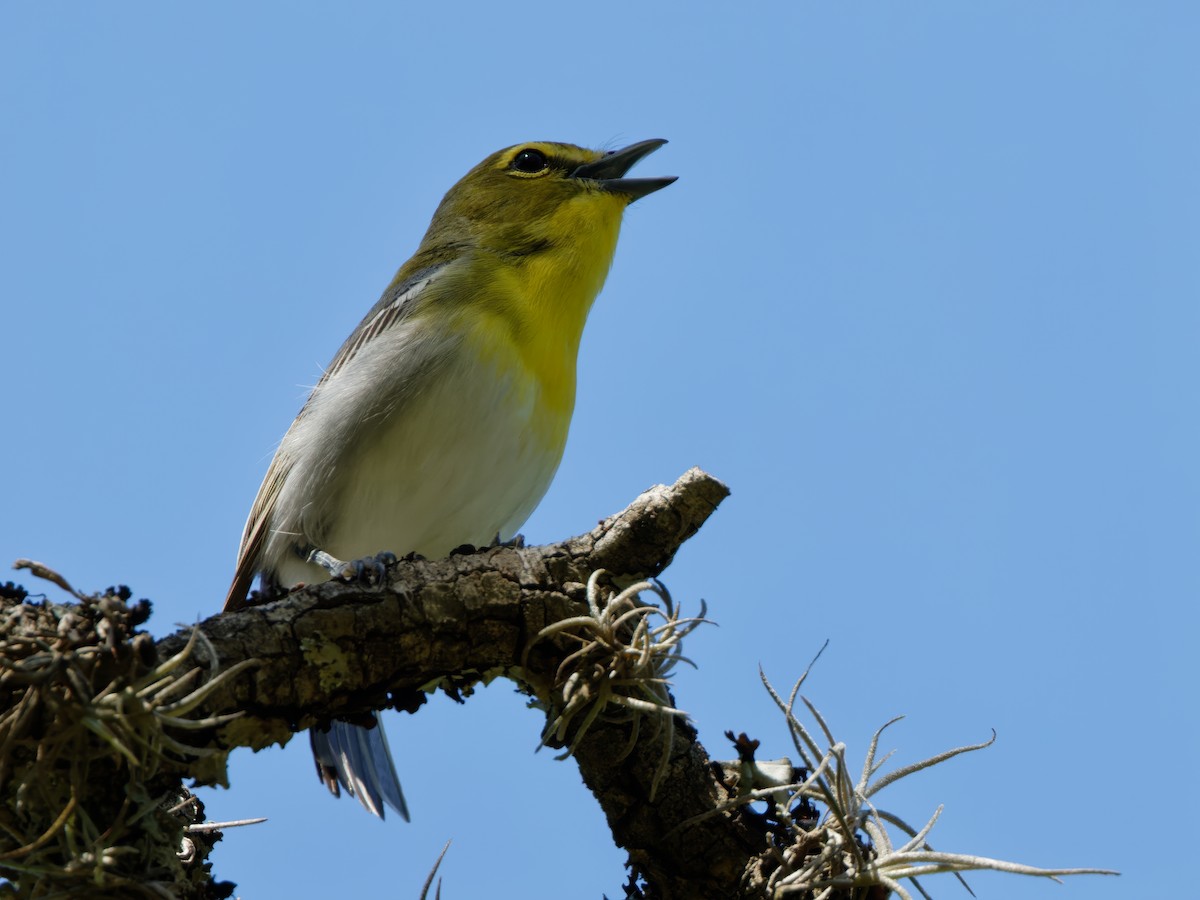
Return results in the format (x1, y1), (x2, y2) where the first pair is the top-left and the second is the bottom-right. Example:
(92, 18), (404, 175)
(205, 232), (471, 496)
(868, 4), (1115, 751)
(222, 263), (452, 611)
(223, 454), (289, 611)
(317, 263), (450, 389)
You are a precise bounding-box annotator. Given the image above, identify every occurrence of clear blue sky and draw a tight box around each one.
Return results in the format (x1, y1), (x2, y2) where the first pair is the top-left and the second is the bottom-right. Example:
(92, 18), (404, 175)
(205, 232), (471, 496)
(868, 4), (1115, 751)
(3, 3), (1194, 897)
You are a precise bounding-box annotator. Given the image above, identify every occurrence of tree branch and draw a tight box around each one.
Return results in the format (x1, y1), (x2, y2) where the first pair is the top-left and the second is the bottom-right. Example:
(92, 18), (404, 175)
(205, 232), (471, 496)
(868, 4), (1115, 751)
(3, 467), (1119, 897)
(154, 467), (776, 897)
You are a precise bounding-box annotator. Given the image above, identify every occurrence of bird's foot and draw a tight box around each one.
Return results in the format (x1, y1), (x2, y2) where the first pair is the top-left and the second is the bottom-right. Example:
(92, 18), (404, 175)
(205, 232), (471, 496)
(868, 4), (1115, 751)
(491, 532), (526, 549)
(306, 549), (397, 588)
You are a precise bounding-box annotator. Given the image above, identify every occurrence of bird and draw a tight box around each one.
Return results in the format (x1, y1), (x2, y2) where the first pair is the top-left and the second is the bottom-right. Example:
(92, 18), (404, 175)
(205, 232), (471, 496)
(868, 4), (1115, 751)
(223, 138), (675, 820)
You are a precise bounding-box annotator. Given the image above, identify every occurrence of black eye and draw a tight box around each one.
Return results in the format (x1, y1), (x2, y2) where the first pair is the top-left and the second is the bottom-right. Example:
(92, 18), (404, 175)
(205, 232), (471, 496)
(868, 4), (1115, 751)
(511, 148), (549, 174)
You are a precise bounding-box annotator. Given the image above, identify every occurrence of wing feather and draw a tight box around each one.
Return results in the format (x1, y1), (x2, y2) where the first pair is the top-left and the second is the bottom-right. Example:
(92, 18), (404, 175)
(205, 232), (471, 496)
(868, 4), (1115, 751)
(222, 263), (451, 611)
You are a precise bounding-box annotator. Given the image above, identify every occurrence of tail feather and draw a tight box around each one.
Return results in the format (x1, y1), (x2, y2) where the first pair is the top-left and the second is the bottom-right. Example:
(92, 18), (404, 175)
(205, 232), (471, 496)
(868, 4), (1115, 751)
(310, 715), (410, 821)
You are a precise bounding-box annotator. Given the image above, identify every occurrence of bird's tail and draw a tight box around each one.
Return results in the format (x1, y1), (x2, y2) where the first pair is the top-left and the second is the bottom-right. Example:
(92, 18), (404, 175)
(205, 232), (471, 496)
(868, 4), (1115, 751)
(310, 715), (410, 821)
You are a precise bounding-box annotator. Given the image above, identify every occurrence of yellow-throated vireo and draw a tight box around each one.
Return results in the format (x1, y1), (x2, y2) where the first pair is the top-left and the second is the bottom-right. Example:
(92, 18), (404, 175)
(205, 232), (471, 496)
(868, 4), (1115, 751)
(224, 139), (675, 820)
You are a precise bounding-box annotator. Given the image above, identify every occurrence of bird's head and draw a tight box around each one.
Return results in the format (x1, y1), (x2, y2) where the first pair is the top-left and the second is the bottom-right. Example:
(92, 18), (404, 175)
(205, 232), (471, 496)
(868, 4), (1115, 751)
(415, 139), (675, 262)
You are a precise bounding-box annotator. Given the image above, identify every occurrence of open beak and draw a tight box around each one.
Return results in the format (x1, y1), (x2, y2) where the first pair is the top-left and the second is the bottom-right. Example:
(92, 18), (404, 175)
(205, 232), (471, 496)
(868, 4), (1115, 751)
(571, 138), (677, 201)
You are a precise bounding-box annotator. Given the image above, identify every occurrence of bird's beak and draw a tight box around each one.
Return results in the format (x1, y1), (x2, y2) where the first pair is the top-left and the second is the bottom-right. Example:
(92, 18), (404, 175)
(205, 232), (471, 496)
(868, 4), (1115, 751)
(571, 139), (677, 201)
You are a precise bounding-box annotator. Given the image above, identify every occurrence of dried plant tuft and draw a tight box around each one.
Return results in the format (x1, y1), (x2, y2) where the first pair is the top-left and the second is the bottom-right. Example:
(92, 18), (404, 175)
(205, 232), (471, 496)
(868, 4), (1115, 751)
(524, 571), (708, 799)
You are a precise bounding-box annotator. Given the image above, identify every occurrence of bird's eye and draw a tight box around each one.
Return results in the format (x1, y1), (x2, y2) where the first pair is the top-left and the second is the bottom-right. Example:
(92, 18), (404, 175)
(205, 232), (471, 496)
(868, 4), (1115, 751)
(510, 148), (549, 174)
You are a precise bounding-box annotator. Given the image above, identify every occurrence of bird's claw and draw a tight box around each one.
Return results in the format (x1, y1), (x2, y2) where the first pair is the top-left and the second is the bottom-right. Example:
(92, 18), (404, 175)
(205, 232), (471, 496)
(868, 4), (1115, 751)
(306, 549), (397, 589)
(489, 532), (525, 549)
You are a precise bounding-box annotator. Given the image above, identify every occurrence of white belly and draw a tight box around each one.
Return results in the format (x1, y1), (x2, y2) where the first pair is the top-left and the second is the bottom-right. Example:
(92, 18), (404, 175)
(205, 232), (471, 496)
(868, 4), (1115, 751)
(270, 325), (569, 588)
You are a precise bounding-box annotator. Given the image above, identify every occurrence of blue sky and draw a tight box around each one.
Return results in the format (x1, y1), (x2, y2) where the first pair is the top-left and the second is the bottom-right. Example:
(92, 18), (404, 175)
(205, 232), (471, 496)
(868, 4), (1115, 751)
(3, 3), (1195, 897)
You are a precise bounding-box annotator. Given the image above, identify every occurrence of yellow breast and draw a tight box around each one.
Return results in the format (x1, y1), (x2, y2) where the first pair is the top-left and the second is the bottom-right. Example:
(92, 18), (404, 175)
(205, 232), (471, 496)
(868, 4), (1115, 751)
(452, 193), (626, 451)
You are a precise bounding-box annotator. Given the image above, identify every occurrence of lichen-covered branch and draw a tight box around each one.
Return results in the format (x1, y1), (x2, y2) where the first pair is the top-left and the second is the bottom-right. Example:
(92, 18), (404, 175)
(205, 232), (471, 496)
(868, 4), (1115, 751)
(2, 467), (1115, 899)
